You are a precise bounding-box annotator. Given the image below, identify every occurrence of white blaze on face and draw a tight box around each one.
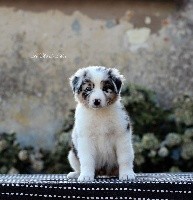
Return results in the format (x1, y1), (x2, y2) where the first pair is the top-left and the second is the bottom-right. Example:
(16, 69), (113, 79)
(89, 88), (106, 108)
(87, 68), (107, 108)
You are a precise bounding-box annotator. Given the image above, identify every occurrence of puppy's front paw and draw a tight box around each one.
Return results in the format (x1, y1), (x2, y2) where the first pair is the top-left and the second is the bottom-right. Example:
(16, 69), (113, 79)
(67, 172), (80, 179)
(78, 174), (94, 182)
(119, 171), (135, 181)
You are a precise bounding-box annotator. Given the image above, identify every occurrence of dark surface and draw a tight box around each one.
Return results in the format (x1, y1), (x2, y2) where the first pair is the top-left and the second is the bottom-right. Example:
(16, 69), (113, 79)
(0, 173), (192, 199)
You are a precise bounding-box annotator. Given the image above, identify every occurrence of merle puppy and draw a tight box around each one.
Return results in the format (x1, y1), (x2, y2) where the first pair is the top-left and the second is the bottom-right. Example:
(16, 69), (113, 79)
(67, 66), (135, 182)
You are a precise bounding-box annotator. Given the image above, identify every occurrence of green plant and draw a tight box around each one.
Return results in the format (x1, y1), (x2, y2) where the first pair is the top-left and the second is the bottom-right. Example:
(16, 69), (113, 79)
(0, 132), (45, 174)
(173, 95), (193, 127)
(0, 85), (193, 174)
(121, 84), (178, 138)
(42, 110), (74, 173)
(134, 129), (193, 172)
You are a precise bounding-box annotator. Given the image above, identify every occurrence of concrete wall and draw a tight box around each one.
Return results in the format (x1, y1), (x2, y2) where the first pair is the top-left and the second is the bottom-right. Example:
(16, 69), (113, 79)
(0, 0), (192, 149)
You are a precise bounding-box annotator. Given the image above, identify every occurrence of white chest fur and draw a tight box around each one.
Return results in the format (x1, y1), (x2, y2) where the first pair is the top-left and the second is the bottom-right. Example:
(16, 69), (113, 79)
(74, 102), (128, 170)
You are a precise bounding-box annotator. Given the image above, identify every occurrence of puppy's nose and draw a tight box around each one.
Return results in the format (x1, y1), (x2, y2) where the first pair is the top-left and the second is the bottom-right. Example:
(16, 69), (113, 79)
(93, 99), (101, 106)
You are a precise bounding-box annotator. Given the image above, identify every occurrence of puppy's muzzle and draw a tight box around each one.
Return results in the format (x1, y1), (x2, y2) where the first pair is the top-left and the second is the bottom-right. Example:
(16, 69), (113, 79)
(93, 99), (101, 107)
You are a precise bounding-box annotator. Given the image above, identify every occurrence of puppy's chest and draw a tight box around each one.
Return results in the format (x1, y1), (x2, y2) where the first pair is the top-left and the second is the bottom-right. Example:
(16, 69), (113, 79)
(87, 113), (118, 134)
(98, 134), (115, 152)
(86, 113), (118, 150)
(94, 132), (117, 168)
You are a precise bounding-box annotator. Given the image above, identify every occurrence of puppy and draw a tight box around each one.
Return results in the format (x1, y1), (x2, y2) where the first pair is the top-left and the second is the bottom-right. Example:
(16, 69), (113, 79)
(67, 66), (135, 182)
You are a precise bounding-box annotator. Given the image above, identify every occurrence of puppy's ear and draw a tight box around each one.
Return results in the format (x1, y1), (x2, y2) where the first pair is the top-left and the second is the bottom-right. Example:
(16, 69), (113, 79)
(69, 68), (87, 93)
(69, 75), (80, 93)
(108, 68), (125, 93)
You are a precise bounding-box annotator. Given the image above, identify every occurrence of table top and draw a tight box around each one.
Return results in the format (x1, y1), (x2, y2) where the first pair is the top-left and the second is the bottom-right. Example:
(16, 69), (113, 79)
(0, 173), (193, 183)
(0, 173), (192, 200)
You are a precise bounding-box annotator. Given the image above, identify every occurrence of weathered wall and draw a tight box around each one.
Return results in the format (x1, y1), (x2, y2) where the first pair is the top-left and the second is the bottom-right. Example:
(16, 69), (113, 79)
(0, 0), (192, 149)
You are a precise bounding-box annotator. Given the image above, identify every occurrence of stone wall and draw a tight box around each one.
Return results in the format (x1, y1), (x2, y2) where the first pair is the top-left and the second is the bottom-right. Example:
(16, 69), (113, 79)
(0, 0), (192, 149)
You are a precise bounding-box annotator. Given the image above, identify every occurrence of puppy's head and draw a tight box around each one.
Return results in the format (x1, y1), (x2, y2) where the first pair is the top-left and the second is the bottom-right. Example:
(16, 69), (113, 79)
(69, 66), (125, 109)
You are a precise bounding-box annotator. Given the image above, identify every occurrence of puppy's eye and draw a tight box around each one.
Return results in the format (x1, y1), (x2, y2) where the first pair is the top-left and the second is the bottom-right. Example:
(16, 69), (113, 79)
(103, 85), (112, 93)
(86, 87), (92, 91)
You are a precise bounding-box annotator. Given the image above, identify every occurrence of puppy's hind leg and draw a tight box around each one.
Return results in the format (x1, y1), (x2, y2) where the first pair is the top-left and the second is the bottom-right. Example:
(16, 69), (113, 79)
(67, 150), (80, 179)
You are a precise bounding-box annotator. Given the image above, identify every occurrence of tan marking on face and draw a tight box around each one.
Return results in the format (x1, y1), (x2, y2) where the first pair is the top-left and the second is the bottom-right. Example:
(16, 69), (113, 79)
(77, 79), (94, 106)
(101, 80), (118, 106)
